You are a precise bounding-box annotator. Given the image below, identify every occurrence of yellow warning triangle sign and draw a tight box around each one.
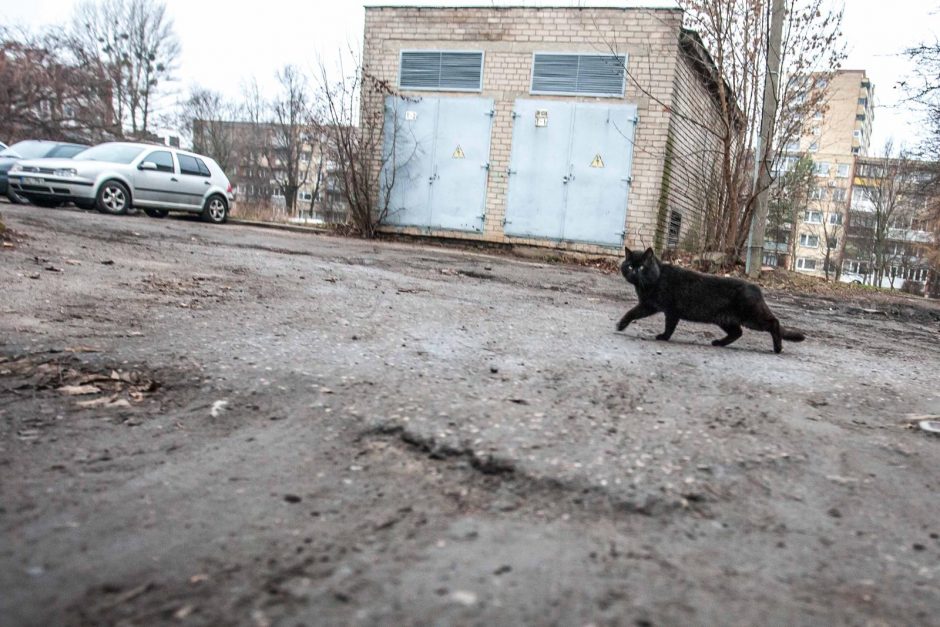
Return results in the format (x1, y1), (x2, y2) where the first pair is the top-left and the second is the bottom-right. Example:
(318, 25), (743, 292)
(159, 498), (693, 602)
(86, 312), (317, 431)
(452, 145), (465, 159)
(590, 154), (605, 168)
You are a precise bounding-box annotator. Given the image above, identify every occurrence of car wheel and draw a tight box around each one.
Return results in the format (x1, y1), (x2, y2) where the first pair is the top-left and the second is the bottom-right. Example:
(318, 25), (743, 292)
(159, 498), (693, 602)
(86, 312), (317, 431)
(201, 195), (228, 224)
(96, 180), (131, 215)
(144, 208), (169, 218)
(6, 188), (29, 205)
(31, 198), (64, 208)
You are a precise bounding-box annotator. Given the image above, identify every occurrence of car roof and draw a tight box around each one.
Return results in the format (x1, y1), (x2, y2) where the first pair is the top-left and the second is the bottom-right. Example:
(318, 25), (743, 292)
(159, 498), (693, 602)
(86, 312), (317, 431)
(14, 139), (88, 147)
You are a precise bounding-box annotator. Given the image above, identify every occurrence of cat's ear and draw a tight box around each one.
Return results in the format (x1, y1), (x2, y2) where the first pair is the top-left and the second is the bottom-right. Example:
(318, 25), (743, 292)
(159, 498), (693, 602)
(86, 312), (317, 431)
(624, 246), (632, 256)
(642, 247), (655, 262)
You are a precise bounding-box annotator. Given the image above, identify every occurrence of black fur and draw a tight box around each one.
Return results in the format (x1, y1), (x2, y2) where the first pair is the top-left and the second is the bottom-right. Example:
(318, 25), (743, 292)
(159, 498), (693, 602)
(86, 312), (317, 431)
(617, 247), (805, 353)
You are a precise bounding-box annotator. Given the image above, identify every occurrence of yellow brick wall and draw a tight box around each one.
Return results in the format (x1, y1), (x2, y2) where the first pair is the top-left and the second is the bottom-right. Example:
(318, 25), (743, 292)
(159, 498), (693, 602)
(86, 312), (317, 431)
(362, 6), (699, 255)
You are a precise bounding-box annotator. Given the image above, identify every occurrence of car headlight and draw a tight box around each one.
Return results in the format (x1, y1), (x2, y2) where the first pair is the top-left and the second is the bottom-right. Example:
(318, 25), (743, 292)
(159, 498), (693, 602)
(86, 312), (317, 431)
(9, 163), (22, 173)
(54, 168), (78, 177)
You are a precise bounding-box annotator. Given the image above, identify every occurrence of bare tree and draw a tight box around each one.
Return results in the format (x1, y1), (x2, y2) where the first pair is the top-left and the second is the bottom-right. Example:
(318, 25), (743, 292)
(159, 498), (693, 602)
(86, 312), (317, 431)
(316, 49), (404, 237)
(903, 39), (940, 296)
(66, 0), (180, 137)
(672, 0), (844, 256)
(269, 65), (316, 214)
(807, 198), (844, 281)
(767, 154), (815, 269)
(181, 87), (240, 174)
(0, 26), (117, 143)
(848, 143), (919, 287)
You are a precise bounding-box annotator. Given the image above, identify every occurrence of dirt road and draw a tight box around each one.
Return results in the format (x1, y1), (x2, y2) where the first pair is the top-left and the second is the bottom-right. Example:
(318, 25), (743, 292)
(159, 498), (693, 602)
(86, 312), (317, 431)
(1, 204), (938, 626)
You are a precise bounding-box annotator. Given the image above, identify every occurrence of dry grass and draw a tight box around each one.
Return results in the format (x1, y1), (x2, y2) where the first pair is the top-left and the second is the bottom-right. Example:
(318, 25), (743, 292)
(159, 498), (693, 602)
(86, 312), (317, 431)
(229, 201), (294, 224)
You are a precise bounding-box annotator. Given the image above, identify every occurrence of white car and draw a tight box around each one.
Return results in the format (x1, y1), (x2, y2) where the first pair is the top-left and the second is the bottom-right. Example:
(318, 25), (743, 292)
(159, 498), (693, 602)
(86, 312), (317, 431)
(8, 142), (235, 223)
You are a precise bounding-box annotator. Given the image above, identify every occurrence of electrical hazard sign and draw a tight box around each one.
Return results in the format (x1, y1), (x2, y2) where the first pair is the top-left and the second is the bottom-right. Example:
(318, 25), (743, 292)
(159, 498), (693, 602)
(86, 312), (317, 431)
(452, 145), (465, 159)
(590, 154), (605, 168)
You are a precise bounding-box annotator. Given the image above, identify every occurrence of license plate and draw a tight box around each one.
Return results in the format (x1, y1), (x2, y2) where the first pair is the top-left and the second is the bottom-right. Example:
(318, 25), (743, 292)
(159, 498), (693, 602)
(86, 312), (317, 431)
(22, 177), (43, 185)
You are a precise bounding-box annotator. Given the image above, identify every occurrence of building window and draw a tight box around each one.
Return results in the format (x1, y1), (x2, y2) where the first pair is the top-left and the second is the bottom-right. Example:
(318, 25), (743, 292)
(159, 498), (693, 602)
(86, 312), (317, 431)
(837, 164), (850, 177)
(813, 110), (824, 120)
(530, 53), (626, 97)
(858, 97), (868, 106)
(827, 236), (838, 249)
(814, 162), (830, 176)
(853, 130), (862, 139)
(856, 113), (866, 121)
(804, 210), (823, 224)
(851, 147), (860, 155)
(808, 141), (819, 153)
(797, 258), (817, 270)
(843, 260), (870, 275)
(399, 50), (484, 91)
(298, 191), (313, 202)
(831, 188), (846, 202)
(784, 140), (800, 153)
(800, 233), (820, 248)
(810, 187), (826, 201)
(667, 211), (682, 249)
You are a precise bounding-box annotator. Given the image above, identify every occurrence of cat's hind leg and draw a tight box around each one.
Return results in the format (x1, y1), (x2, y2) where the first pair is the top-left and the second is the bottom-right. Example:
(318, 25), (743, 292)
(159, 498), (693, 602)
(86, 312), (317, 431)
(712, 324), (742, 347)
(768, 318), (783, 353)
(656, 314), (679, 341)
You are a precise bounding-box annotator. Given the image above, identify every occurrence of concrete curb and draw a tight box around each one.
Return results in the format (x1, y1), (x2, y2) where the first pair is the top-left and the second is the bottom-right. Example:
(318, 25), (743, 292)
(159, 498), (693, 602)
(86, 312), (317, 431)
(227, 219), (331, 236)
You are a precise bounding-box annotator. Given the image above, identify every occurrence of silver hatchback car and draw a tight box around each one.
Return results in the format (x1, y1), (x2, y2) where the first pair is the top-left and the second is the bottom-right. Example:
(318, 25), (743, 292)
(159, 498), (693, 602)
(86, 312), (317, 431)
(8, 142), (235, 223)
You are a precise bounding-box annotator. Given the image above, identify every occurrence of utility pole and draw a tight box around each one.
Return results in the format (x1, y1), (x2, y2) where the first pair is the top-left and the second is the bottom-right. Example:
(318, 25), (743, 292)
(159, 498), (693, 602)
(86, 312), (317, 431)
(746, 0), (786, 278)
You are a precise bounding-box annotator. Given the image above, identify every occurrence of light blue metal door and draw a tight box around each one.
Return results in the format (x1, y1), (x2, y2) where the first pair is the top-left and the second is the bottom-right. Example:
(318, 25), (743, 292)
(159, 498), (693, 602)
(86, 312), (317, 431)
(428, 98), (493, 232)
(382, 96), (493, 232)
(504, 100), (574, 240)
(504, 99), (637, 247)
(563, 103), (637, 245)
(382, 96), (436, 228)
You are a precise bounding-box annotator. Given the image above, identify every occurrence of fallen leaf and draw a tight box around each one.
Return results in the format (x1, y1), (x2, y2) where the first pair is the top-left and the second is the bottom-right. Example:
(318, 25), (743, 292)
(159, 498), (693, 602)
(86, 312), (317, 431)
(44, 265), (63, 272)
(64, 259), (82, 266)
(189, 574), (209, 584)
(173, 604), (195, 620)
(76, 395), (131, 409)
(58, 384), (102, 396)
(100, 260), (115, 265)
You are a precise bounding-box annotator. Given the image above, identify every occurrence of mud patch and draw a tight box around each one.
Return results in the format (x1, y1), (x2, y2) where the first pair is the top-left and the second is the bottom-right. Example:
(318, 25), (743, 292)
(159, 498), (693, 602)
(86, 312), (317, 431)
(138, 274), (234, 308)
(360, 423), (685, 518)
(0, 351), (163, 438)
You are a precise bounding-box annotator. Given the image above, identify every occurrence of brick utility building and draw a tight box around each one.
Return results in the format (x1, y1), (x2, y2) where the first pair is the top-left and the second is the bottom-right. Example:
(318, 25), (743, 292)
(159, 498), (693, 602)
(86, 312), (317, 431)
(361, 2), (730, 253)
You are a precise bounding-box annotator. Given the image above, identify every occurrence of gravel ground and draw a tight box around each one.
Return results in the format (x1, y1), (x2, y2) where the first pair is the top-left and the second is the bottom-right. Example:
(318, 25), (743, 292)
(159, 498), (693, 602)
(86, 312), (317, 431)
(1, 203), (939, 626)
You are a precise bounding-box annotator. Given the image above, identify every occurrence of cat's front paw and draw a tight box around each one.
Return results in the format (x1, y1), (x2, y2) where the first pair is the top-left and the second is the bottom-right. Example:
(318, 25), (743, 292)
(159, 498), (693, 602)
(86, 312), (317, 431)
(655, 334), (671, 341)
(616, 319), (630, 331)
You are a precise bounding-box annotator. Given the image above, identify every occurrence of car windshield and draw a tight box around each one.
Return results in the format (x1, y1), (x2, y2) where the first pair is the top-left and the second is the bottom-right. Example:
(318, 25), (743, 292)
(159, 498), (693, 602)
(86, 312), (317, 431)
(0, 141), (52, 159)
(73, 144), (146, 164)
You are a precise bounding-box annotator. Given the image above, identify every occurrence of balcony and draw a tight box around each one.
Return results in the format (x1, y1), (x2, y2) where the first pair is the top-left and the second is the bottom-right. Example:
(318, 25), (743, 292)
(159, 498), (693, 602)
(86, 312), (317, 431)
(888, 228), (935, 244)
(762, 241), (790, 253)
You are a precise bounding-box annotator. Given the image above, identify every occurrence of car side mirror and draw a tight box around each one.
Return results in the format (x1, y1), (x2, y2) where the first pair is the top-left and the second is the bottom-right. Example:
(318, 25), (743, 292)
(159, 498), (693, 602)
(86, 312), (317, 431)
(139, 161), (157, 171)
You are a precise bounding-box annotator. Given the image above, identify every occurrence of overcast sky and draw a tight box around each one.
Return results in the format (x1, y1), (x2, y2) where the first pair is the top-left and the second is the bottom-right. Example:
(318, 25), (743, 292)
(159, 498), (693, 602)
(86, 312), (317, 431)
(2, 0), (937, 151)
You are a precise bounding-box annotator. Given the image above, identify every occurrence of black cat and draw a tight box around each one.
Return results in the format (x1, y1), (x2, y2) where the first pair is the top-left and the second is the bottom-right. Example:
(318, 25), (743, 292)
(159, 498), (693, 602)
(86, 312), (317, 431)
(617, 247), (805, 353)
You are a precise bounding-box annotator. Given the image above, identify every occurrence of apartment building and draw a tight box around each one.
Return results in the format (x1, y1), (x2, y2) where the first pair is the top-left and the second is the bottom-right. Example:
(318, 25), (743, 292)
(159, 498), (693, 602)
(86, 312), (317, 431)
(192, 119), (349, 223)
(843, 156), (936, 293)
(767, 70), (875, 277)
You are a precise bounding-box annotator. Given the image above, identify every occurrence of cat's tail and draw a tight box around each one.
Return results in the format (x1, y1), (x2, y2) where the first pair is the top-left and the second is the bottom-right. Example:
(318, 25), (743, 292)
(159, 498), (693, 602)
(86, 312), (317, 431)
(780, 327), (805, 342)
